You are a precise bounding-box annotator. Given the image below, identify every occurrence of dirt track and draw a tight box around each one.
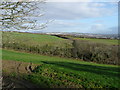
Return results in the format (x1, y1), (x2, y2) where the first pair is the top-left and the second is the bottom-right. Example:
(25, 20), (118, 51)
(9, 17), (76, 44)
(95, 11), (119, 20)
(2, 60), (40, 89)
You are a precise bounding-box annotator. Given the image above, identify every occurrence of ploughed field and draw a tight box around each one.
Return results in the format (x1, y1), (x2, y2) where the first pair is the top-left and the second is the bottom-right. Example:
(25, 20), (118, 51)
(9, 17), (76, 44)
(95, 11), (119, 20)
(2, 31), (120, 88)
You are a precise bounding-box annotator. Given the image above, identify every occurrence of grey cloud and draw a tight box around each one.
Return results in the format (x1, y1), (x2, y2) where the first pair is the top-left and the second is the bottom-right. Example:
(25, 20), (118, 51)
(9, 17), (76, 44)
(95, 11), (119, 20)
(42, 2), (116, 20)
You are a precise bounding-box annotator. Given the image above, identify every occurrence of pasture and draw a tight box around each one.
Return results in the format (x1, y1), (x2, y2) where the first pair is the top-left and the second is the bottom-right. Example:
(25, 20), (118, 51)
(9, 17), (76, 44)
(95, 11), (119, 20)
(2, 31), (72, 47)
(2, 49), (120, 88)
(67, 36), (119, 45)
(2, 31), (119, 88)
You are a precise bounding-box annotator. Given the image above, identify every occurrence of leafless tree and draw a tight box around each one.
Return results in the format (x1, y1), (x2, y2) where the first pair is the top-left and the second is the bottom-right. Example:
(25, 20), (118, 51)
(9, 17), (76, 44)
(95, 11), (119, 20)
(0, 0), (48, 31)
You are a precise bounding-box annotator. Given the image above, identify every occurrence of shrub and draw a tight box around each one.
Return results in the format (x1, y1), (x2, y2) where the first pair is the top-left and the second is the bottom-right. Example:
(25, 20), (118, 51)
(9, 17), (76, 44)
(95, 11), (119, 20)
(71, 39), (119, 65)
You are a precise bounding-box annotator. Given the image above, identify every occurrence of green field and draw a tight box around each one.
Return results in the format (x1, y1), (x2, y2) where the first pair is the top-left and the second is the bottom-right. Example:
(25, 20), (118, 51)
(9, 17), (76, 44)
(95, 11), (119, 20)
(2, 31), (120, 88)
(68, 36), (119, 45)
(79, 38), (118, 45)
(2, 31), (72, 47)
(2, 49), (120, 88)
(2, 31), (118, 46)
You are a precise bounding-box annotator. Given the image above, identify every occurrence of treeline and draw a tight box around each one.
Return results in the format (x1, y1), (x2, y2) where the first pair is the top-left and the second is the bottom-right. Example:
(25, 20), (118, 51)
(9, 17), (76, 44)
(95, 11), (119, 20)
(2, 39), (119, 65)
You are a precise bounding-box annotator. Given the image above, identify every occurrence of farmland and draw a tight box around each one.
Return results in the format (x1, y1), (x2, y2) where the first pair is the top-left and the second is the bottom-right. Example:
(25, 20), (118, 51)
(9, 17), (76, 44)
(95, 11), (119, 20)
(2, 49), (120, 88)
(2, 31), (119, 65)
(67, 36), (119, 45)
(2, 31), (72, 47)
(2, 31), (120, 88)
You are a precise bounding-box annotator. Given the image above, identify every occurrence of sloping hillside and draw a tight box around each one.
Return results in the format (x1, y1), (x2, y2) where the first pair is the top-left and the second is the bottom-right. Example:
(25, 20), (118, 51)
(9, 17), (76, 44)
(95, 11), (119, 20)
(2, 49), (120, 88)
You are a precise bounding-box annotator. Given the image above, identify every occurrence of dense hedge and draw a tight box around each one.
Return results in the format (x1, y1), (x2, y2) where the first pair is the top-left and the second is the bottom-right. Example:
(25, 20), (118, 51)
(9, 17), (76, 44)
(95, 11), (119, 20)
(2, 42), (72, 58)
(71, 40), (119, 65)
(2, 39), (119, 65)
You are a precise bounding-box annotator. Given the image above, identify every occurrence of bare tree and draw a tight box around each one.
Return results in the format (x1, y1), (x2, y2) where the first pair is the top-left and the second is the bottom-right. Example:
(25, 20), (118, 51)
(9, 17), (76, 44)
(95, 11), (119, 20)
(0, 0), (48, 31)
(0, 1), (50, 49)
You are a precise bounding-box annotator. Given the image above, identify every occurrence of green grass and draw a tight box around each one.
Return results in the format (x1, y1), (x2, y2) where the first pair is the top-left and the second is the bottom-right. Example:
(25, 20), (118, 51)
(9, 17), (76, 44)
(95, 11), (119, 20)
(79, 38), (118, 45)
(2, 31), (72, 47)
(3, 31), (118, 47)
(68, 36), (119, 45)
(2, 49), (120, 88)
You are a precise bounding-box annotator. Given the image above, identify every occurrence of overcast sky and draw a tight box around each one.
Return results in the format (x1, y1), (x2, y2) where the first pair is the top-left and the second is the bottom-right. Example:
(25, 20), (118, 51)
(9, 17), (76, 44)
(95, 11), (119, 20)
(37, 0), (118, 34)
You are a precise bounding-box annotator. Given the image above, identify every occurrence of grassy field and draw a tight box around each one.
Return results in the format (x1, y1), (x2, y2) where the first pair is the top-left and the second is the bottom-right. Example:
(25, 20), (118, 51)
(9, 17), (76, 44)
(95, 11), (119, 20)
(2, 31), (72, 47)
(68, 36), (119, 45)
(79, 38), (118, 45)
(2, 49), (120, 88)
(2, 31), (120, 88)
(2, 31), (119, 47)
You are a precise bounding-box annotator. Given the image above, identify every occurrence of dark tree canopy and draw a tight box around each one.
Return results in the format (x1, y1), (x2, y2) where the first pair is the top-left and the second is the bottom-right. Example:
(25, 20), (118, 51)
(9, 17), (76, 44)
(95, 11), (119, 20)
(0, 0), (48, 30)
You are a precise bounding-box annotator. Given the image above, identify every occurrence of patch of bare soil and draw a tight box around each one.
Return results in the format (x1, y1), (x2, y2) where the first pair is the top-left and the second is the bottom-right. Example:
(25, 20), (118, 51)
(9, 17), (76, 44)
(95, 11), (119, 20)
(2, 60), (39, 74)
(2, 60), (40, 89)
